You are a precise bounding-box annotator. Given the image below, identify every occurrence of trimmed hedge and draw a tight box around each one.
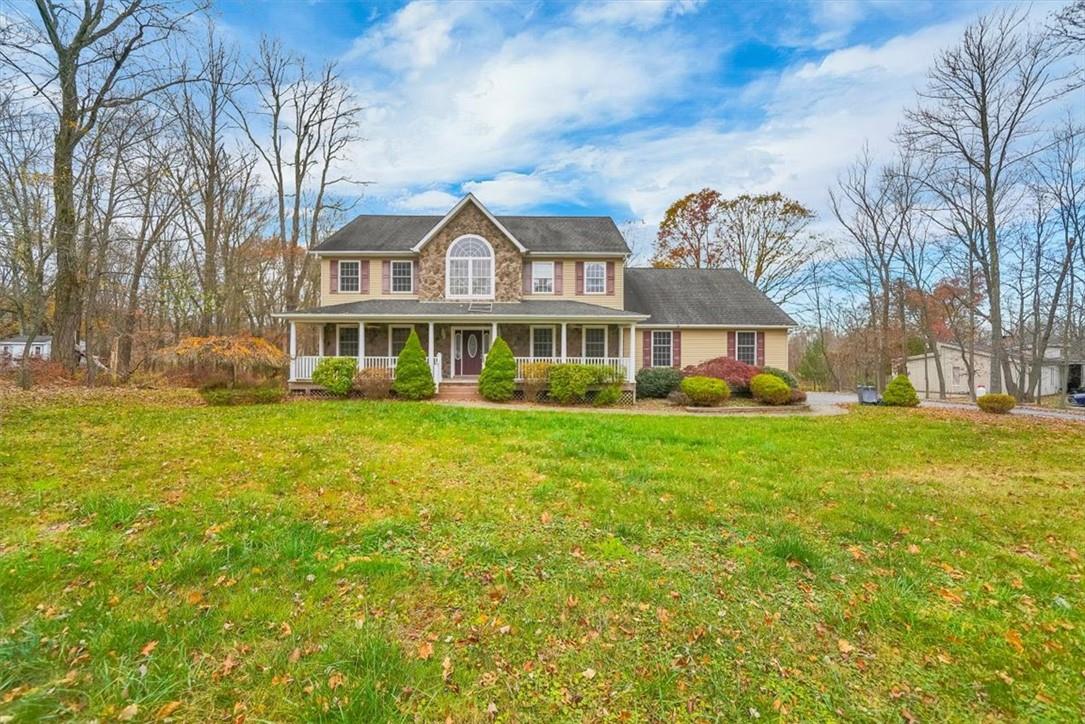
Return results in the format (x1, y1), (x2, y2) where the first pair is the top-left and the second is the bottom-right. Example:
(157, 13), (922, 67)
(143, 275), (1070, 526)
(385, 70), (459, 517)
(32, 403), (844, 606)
(977, 393), (1016, 414)
(393, 330), (435, 400)
(680, 375), (730, 406)
(883, 374), (920, 407)
(761, 366), (798, 390)
(479, 337), (516, 402)
(592, 384), (622, 407)
(636, 367), (683, 398)
(354, 367), (393, 399)
(311, 356), (357, 396)
(683, 356), (760, 395)
(548, 363), (621, 404)
(750, 373), (791, 405)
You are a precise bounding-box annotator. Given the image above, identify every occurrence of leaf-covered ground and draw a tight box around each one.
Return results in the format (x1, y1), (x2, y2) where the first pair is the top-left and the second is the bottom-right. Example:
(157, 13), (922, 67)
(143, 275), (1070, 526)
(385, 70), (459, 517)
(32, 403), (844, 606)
(1, 395), (1083, 721)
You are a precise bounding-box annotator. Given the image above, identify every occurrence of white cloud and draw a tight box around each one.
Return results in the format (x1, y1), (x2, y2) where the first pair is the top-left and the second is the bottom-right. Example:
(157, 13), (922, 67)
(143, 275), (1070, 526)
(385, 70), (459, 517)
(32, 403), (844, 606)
(393, 189), (460, 212)
(571, 0), (704, 30)
(344, 1), (475, 71)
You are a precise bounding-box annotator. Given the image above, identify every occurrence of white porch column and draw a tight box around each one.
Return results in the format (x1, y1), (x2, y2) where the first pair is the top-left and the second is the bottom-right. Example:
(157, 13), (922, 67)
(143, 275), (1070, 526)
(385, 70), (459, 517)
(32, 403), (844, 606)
(428, 321), (434, 357)
(289, 321), (297, 381)
(627, 324), (635, 382)
(561, 322), (568, 362)
(491, 321), (498, 348)
(317, 324), (324, 357)
(358, 321), (365, 368)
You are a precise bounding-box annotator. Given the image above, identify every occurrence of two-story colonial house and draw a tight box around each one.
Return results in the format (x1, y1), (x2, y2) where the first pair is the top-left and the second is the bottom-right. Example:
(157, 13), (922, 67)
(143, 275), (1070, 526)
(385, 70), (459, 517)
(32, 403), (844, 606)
(276, 194), (795, 394)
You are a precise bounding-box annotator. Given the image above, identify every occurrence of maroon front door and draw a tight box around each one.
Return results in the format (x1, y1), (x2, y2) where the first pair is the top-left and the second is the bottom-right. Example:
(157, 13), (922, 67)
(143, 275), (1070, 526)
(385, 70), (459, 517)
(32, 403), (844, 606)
(458, 330), (484, 376)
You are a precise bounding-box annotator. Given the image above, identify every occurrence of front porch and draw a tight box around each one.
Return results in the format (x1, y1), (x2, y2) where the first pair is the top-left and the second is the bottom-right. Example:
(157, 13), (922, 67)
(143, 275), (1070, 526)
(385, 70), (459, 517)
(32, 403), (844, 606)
(286, 320), (637, 387)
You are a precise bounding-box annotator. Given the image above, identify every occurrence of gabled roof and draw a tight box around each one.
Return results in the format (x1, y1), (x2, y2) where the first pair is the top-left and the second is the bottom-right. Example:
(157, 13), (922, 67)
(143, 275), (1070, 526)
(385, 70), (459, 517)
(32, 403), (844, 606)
(412, 193), (525, 252)
(312, 195), (630, 256)
(0, 335), (51, 343)
(623, 268), (796, 327)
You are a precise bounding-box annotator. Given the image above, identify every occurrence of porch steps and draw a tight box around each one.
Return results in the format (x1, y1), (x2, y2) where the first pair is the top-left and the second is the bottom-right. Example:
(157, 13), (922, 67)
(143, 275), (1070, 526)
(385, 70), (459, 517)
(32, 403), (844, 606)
(435, 381), (483, 401)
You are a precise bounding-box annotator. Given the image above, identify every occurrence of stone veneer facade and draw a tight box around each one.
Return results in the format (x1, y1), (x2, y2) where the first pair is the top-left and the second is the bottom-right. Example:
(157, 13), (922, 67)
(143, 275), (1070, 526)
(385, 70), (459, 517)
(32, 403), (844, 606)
(417, 202), (524, 302)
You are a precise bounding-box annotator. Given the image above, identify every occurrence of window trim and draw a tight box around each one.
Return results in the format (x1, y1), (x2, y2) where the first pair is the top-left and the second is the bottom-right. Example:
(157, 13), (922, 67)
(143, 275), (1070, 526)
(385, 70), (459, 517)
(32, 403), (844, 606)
(530, 325), (556, 359)
(388, 325), (414, 357)
(531, 261), (555, 294)
(390, 260), (413, 294)
(736, 330), (757, 366)
(339, 260), (361, 293)
(337, 324), (360, 357)
(583, 261), (606, 295)
(445, 234), (495, 300)
(581, 326), (608, 358)
(651, 330), (673, 368)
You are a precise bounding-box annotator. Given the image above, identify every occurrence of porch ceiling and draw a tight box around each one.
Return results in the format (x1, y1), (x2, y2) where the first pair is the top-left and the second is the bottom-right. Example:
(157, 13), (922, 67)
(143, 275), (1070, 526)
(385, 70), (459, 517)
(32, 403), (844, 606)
(274, 299), (646, 323)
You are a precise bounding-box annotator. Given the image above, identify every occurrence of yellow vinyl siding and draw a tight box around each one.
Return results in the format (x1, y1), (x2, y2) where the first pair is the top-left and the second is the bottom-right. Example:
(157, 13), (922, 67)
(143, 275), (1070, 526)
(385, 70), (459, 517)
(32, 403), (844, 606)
(522, 259), (625, 310)
(762, 329), (788, 370)
(320, 258), (418, 306)
(634, 328), (790, 371)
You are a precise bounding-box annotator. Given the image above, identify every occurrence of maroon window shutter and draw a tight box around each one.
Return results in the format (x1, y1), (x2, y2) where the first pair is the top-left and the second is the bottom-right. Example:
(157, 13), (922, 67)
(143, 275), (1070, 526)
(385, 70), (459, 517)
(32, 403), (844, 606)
(523, 261), (531, 294)
(606, 261), (615, 295)
(330, 260), (339, 293)
(382, 261), (390, 294)
(576, 262), (584, 295)
(728, 331), (736, 359)
(360, 260), (369, 294)
(642, 329), (651, 368)
(756, 331), (765, 367)
(555, 263), (564, 294)
(673, 330), (682, 368)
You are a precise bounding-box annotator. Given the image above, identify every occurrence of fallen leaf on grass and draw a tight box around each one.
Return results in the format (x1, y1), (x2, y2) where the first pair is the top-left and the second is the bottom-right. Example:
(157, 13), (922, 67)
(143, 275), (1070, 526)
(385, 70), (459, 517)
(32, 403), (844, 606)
(582, 668), (596, 679)
(1005, 629), (1024, 653)
(417, 641), (434, 660)
(328, 672), (345, 690)
(155, 701), (182, 719)
(141, 640), (158, 657)
(442, 656), (453, 683)
(117, 703), (139, 721)
(837, 639), (854, 655)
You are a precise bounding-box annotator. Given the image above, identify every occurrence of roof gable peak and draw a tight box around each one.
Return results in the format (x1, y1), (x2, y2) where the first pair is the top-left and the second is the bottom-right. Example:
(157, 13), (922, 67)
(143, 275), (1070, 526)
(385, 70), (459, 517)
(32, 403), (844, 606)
(411, 193), (527, 253)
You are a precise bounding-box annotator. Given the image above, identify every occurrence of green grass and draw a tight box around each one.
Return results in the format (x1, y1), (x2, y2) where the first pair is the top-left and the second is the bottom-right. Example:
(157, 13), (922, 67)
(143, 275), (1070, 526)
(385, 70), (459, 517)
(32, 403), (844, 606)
(1, 395), (1084, 721)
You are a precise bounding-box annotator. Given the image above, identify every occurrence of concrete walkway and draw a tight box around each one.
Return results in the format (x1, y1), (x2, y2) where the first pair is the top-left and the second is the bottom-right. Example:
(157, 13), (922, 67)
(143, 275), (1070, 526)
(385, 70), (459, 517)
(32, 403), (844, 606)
(806, 391), (1085, 423)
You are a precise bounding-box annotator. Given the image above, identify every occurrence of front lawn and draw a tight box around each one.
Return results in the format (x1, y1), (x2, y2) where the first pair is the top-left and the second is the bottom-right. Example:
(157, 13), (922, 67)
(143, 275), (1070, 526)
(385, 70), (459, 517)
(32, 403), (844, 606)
(1, 395), (1083, 720)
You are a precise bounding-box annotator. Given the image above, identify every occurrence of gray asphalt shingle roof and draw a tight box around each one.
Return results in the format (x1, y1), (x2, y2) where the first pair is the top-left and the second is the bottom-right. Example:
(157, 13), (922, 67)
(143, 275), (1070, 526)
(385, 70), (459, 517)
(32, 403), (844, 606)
(313, 215), (630, 254)
(623, 268), (796, 327)
(280, 299), (644, 319)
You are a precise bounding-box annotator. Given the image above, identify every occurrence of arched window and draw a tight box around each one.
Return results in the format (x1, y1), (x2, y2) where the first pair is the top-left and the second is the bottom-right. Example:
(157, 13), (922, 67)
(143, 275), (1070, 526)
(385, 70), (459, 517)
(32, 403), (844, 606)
(446, 235), (494, 299)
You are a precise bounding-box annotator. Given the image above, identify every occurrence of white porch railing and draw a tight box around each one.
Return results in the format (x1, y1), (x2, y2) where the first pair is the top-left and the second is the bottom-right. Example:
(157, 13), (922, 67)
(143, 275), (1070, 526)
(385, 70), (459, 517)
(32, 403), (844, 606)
(514, 356), (632, 382)
(291, 354), (443, 390)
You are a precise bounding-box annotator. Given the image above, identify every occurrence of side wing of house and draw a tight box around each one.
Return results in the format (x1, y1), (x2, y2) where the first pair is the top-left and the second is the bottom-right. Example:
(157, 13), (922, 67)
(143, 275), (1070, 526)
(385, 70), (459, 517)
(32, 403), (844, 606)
(623, 268), (795, 371)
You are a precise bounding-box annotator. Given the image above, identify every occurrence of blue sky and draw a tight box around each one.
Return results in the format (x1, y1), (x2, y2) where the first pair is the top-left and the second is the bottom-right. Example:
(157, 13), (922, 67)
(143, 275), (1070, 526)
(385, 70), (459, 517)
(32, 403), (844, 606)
(213, 0), (1042, 237)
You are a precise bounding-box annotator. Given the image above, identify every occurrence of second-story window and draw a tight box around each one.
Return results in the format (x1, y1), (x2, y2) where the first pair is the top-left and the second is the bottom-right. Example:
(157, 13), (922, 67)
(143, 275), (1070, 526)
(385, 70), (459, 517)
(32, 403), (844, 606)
(532, 261), (554, 294)
(584, 261), (606, 294)
(391, 260), (413, 293)
(446, 235), (493, 299)
(339, 260), (360, 292)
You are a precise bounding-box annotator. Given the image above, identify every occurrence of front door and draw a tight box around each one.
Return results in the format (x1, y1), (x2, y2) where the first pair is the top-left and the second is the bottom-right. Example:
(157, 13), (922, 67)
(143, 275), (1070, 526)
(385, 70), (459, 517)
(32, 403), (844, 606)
(457, 330), (485, 376)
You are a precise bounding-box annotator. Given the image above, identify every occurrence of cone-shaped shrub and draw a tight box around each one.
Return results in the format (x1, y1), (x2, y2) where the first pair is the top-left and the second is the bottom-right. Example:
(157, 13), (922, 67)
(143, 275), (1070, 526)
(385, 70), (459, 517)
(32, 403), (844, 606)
(392, 329), (435, 400)
(479, 337), (516, 402)
(883, 374), (919, 407)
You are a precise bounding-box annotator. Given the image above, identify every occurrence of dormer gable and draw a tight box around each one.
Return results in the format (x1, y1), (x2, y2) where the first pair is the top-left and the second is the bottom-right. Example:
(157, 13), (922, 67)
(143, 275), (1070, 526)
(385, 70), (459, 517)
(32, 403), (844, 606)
(412, 194), (526, 254)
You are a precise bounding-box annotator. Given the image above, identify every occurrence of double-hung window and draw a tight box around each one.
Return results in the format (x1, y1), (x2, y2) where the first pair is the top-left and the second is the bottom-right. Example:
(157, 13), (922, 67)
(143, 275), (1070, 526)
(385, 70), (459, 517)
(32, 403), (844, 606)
(736, 331), (756, 365)
(583, 327), (606, 358)
(584, 261), (605, 294)
(532, 261), (554, 293)
(391, 260), (413, 293)
(338, 326), (359, 357)
(651, 331), (673, 367)
(531, 327), (554, 358)
(339, 260), (360, 292)
(390, 326), (412, 356)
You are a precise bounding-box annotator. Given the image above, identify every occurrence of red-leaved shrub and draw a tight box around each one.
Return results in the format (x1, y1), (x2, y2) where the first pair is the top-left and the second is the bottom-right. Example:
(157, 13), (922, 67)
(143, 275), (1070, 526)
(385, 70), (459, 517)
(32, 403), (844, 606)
(682, 356), (760, 395)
